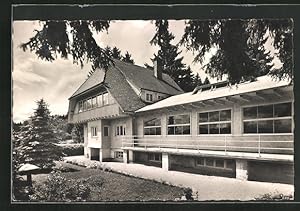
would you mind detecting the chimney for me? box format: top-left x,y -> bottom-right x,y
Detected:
153,58 -> 162,80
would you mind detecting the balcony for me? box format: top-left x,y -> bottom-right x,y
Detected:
121,134 -> 293,162
69,103 -> 122,123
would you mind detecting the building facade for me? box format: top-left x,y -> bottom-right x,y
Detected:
68,61 -> 293,184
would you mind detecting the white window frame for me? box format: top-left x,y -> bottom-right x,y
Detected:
198,108 -> 232,135
77,92 -> 111,113
196,157 -> 234,170
167,113 -> 191,136
242,102 -> 293,135
91,126 -> 98,137
115,151 -> 123,159
116,125 -> 126,136
148,153 -> 162,162
146,92 -> 153,102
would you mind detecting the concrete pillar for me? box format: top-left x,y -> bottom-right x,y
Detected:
123,150 -> 128,163
99,149 -> 103,162
162,153 -> 170,171
128,150 -> 133,163
236,159 -> 248,180
88,148 -> 92,159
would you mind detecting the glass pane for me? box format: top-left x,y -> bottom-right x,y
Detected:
83,101 -> 87,110
199,113 -> 208,122
197,158 -> 205,166
182,126 -> 190,135
243,107 -> 257,119
145,118 -> 161,127
206,158 -> 214,166
144,128 -> 150,135
103,93 -> 109,105
258,105 -> 273,118
176,114 -> 190,124
209,111 -> 219,122
226,160 -> 235,169
168,116 -> 174,125
97,95 -> 103,107
87,99 -> 92,109
92,97 -> 97,108
220,123 -> 231,134
220,110 -> 231,121
168,126 -> 175,135
175,126 -> 183,135
244,121 -> 257,133
104,127 -> 109,136
215,159 -> 224,168
258,120 -> 273,133
274,119 -> 292,133
199,124 -> 209,134
156,127 -> 161,135
79,102 -> 83,112
274,102 -> 291,117
209,124 -> 219,134
120,126 -> 123,135
149,128 -> 156,135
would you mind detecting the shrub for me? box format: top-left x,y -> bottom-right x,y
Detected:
30,171 -> 90,201
60,144 -> 84,156
183,188 -> 194,201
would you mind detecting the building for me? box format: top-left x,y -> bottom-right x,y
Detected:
68,59 -> 183,162
68,60 -> 293,184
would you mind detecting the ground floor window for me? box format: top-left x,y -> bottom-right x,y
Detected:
144,118 -> 161,135
196,157 -> 234,170
91,126 -> 97,137
148,153 -> 162,162
116,125 -> 126,136
168,114 -> 191,135
115,151 -> 123,159
103,126 -> 109,137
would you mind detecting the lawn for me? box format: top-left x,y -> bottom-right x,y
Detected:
31,162 -> 186,201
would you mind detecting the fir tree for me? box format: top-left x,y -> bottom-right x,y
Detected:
122,51 -> 134,64
14,99 -> 63,169
194,73 -> 203,87
111,46 -> 122,60
150,20 -> 195,92
203,77 -> 210,85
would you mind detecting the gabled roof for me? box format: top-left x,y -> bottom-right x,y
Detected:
136,75 -> 292,113
69,60 -> 183,112
113,60 -> 183,95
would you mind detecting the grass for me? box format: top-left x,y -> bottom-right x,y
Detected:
31,162 -> 186,201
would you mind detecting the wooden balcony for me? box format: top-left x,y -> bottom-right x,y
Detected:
69,103 -> 122,123
121,134 -> 293,161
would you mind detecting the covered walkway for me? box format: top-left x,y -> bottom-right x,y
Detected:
64,156 -> 293,201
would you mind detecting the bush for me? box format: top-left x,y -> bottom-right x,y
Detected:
59,144 -> 84,156
30,171 -> 90,202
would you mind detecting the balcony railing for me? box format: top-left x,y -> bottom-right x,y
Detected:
121,134 -> 293,156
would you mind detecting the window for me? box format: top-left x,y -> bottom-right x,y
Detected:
115,151 -> 123,159
92,97 -> 97,108
91,127 -> 97,137
103,93 -> 109,105
144,118 -> 161,135
78,101 -> 83,112
158,95 -> 162,100
198,109 -> 231,134
148,153 -> 161,162
196,158 -> 234,170
168,114 -> 191,135
103,126 -> 109,137
243,102 -> 292,134
146,93 -> 153,102
116,125 -> 126,136
97,95 -> 103,107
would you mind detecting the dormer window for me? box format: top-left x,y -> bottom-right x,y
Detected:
146,93 -> 153,102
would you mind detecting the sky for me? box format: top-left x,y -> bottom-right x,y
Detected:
12,20 -> 213,123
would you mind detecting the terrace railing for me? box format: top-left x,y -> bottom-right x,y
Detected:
121,134 -> 294,156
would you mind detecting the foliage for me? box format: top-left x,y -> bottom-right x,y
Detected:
183,187 -> 194,201
49,115 -> 72,142
181,19 -> 293,82
13,99 -> 63,169
122,51 -> 135,64
20,20 -> 112,71
70,123 -> 84,143
150,20 -> 197,92
29,171 -> 91,201
60,144 -> 84,156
